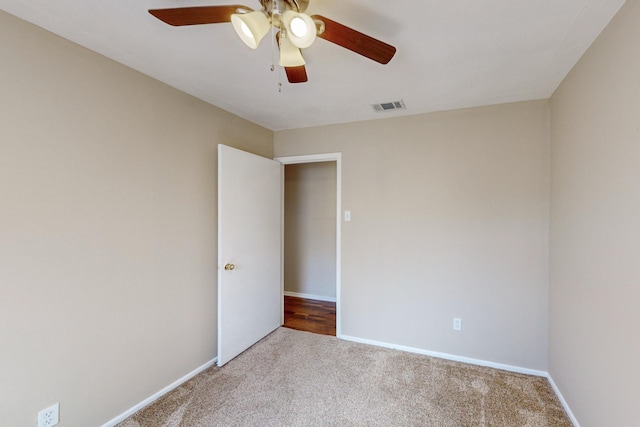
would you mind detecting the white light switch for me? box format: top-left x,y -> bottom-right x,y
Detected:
344,211 -> 351,222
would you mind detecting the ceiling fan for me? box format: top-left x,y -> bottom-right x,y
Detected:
149,0 -> 397,83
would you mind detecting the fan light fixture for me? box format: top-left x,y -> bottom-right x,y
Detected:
279,35 -> 305,67
148,0 -> 397,84
231,9 -> 316,51
282,11 -> 316,48
231,11 -> 270,49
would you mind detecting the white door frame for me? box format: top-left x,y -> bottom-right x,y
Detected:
274,152 -> 342,338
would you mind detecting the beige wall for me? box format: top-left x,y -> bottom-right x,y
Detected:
275,100 -> 550,370
7,0 -> 636,421
549,0 -> 640,425
284,163 -> 337,299
0,11 -> 272,427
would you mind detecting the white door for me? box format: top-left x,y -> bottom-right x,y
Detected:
217,144 -> 282,366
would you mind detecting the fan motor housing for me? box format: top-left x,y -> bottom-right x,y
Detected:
260,0 -> 308,13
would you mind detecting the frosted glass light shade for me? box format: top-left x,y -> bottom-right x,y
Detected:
279,35 -> 305,67
231,11 -> 270,49
282,11 -> 316,48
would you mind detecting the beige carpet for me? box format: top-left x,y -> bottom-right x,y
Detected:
117,328 -> 571,426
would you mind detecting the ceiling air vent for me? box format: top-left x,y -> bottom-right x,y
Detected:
372,99 -> 406,112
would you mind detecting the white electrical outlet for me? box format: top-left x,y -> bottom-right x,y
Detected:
453,318 -> 462,331
38,403 -> 59,427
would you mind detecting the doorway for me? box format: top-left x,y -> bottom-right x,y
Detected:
275,153 -> 342,337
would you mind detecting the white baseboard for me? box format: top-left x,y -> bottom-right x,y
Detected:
284,291 -> 336,303
546,374 -> 580,427
101,358 -> 217,427
339,334 -> 547,377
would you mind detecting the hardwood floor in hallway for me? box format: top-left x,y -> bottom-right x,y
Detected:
283,296 -> 336,336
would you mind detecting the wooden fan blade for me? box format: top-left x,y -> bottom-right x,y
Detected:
285,66 -> 308,83
311,15 -> 396,64
149,5 -> 250,26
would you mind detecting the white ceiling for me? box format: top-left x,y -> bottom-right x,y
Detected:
0,0 -> 626,131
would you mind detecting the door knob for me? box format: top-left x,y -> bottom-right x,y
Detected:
224,263 -> 235,271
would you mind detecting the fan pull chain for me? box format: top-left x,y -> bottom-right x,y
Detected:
270,25 -> 275,72
268,23 -> 284,93
269,0 -> 277,73
264,2 -> 284,93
